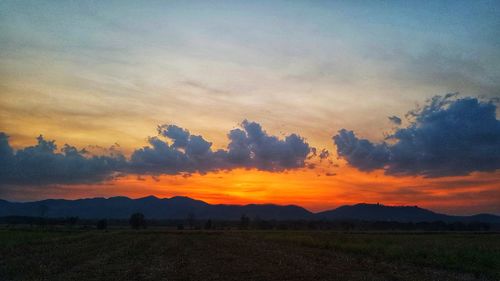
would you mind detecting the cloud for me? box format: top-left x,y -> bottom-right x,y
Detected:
318,149 -> 330,160
234,120 -> 312,171
405,50 -> 500,98
0,133 -> 126,185
1,120 -> 314,185
334,129 -> 390,172
130,120 -> 313,174
388,116 -> 402,125
158,125 -> 190,148
334,95 -> 500,177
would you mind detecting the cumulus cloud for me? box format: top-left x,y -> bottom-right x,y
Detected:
158,125 -> 190,148
334,129 -> 390,172
1,121 -> 314,185
333,95 -> 500,177
0,133 -> 126,185
130,120 -> 313,174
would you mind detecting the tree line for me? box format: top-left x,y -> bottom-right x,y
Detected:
0,214 -> 495,231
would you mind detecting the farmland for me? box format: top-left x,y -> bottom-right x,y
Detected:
0,229 -> 499,281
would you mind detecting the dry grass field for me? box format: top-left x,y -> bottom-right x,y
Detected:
0,229 -> 499,281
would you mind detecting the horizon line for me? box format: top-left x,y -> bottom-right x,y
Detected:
2,195 -> 498,217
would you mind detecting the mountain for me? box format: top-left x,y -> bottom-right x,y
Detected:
317,203 -> 500,223
0,196 -> 312,220
317,203 -> 448,222
0,197 -> 499,223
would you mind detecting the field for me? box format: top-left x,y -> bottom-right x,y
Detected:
0,229 -> 499,281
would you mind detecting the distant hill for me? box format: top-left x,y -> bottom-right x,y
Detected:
0,196 -> 312,220
0,196 -> 499,223
317,203 -> 500,223
317,203 -> 448,222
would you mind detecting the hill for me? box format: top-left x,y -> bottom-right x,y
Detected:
0,196 -> 499,223
0,196 -> 312,220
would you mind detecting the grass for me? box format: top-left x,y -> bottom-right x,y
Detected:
0,228 -> 498,281
252,231 -> 500,278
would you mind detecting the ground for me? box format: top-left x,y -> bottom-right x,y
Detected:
0,229 -> 498,281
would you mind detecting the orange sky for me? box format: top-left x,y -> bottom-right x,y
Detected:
5,159 -> 498,215
1,1 -> 500,216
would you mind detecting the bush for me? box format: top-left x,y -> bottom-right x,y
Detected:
66,216 -> 79,227
240,214 -> 250,229
129,213 -> 147,229
96,219 -> 108,230
204,219 -> 213,230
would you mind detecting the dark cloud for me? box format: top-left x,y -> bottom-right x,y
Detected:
334,95 -> 500,177
0,133 -> 126,185
1,121 -> 314,185
334,129 -> 390,172
158,125 -> 190,148
235,120 -> 312,171
318,149 -> 330,160
388,116 -> 402,125
130,120 -> 313,174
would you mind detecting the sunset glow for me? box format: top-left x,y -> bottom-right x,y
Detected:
1,0 -> 499,215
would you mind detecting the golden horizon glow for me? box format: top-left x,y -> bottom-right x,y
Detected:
1,1 -> 500,216
3,148 -> 498,215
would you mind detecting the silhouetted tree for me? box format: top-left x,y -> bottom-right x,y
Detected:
96,219 -> 108,230
67,216 -> 79,227
38,204 -> 49,217
340,221 -> 354,231
240,214 -> 250,229
252,216 -> 262,229
177,223 -> 184,230
204,219 -> 213,230
187,212 -> 196,229
129,213 -> 146,229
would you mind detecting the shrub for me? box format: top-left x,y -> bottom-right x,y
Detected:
96,219 -> 108,230
129,213 -> 147,229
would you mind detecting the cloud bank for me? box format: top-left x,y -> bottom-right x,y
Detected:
334,95 -> 500,177
0,133 -> 126,185
131,120 -> 312,174
0,120 -> 314,185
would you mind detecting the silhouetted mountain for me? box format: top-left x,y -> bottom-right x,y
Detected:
317,203 -> 500,223
0,196 -> 312,220
0,197 -> 498,223
464,214 -> 500,223
317,203 -> 446,221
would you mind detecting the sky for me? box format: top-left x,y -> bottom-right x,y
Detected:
1,0 -> 499,215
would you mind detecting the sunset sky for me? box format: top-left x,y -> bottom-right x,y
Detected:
1,0 -> 499,215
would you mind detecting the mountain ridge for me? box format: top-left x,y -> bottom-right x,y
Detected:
0,196 -> 499,223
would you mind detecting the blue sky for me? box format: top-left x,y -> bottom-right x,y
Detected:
0,1 -> 499,214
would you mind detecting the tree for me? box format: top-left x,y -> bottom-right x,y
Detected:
240,214 -> 250,229
187,212 -> 196,229
129,213 -> 146,229
37,204 -> 49,227
96,219 -> 108,230
204,219 -> 213,230
38,204 -> 49,217
67,216 -> 79,227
